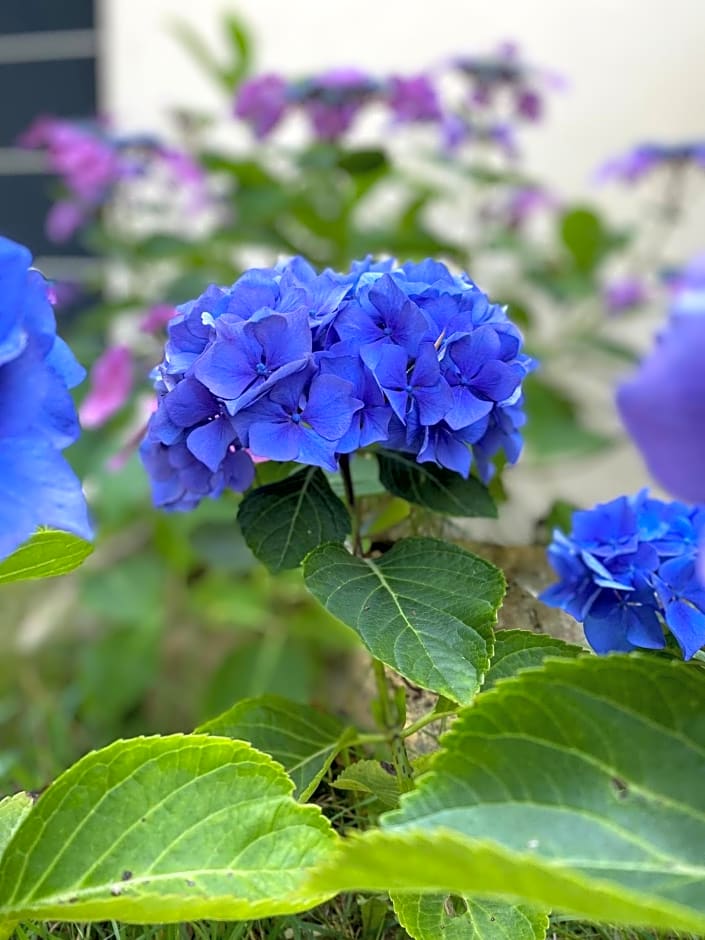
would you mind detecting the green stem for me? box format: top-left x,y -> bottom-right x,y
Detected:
401,707 -> 458,739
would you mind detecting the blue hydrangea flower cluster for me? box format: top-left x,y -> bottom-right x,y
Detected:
540,491 -> 705,660
141,257 -> 534,511
0,236 -> 92,560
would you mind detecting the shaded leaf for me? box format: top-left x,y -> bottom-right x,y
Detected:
392,892 -> 548,940
237,467 -> 350,573
198,695 -> 351,800
377,451 -> 496,518
308,657 -> 705,933
304,538 -> 505,703
333,760 -> 400,809
485,630 -> 582,689
0,735 -> 335,922
0,531 -> 92,585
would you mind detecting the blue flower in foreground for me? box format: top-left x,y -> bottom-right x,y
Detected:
541,491 -> 705,659
0,235 -> 91,559
142,256 -> 533,508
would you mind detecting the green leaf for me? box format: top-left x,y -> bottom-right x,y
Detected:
560,207 -> 605,272
333,760 -> 400,809
485,630 -> 583,689
197,695 -> 351,800
304,538 -> 505,703
308,657 -> 705,932
0,735 -> 335,923
337,148 -> 387,175
237,467 -> 350,573
0,530 -> 93,585
523,377 -> 611,459
392,892 -> 548,940
0,793 -> 33,859
377,450 -> 497,518
222,13 -> 253,87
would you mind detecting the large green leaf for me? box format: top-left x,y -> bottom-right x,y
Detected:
197,695 -> 351,800
376,451 -> 497,518
0,735 -> 335,923
237,467 -> 350,572
303,538 -> 505,703
485,629 -> 583,689
392,892 -> 548,940
0,530 -> 92,585
308,657 -> 705,932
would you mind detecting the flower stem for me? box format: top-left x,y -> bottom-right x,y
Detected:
373,658 -> 415,792
339,453 -> 362,555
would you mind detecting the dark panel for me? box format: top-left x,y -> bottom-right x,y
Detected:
0,174 -> 88,257
0,0 -> 94,34
0,58 -> 96,146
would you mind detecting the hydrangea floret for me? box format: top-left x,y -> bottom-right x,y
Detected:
19,116 -> 205,242
140,257 -> 534,510
541,491 -> 705,659
0,236 -> 92,559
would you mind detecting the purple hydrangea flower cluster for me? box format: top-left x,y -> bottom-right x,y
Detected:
233,43 -> 555,148
596,142 -> 705,185
141,257 -> 534,510
617,254 -> 705,504
19,116 -> 205,242
451,41 -> 558,123
0,236 -> 92,559
541,491 -> 705,659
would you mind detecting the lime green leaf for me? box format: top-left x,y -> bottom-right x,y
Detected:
0,735 -> 335,923
197,695 -> 351,800
0,793 -> 33,859
377,451 -> 497,518
392,892 -> 548,940
304,538 -> 505,703
485,630 -> 582,689
308,657 -> 705,932
333,760 -> 400,809
0,530 -> 93,585
237,467 -> 350,573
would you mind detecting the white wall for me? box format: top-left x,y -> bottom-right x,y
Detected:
102,0 -> 705,197
100,0 -> 705,526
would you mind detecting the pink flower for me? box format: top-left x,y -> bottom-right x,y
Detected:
79,345 -> 134,429
140,303 -> 177,334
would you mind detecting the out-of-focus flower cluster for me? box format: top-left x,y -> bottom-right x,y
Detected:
0,236 -> 92,559
19,116 -> 205,242
617,253 -> 705,505
596,141 -> 705,185
234,43 -> 558,153
141,257 -> 534,510
541,491 -> 705,660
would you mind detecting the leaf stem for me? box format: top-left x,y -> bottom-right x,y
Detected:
401,707 -> 458,739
